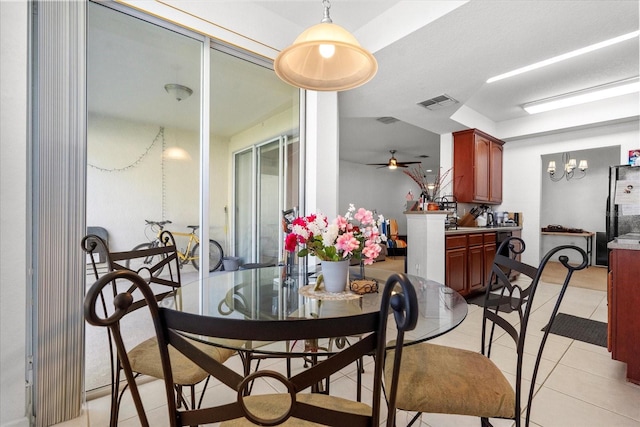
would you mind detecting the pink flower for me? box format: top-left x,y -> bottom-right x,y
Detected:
361,241 -> 381,265
335,215 -> 349,232
354,208 -> 374,225
336,232 -> 360,256
284,205 -> 385,263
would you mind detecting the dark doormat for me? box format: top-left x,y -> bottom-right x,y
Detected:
466,293 -> 516,313
543,313 -> 607,347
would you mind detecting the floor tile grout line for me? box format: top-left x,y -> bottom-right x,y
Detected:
538,379 -> 640,423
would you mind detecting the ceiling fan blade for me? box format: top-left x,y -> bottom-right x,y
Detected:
366,163 -> 390,166
397,161 -> 422,167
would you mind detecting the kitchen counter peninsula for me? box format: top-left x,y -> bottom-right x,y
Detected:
404,210 -> 450,283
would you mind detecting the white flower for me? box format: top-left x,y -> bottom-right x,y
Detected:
322,223 -> 339,247
307,214 -> 326,235
291,224 -> 310,240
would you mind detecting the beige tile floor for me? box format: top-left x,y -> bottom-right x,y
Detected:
59,277 -> 640,427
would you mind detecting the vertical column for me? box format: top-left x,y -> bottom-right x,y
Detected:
32,1 -> 87,425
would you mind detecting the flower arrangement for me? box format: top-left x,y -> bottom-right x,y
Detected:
285,204 -> 386,265
403,165 -> 452,201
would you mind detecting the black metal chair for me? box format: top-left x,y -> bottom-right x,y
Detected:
386,237 -> 589,427
82,232 -> 235,426
86,268 -> 418,426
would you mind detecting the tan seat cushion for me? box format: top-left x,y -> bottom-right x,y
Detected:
385,343 -> 515,419
221,393 -> 371,426
128,337 -> 236,385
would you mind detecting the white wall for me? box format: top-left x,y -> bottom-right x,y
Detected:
339,160 -> 414,233
540,146 -> 619,263
501,120 -> 639,266
0,2 -> 29,426
87,115 -> 230,252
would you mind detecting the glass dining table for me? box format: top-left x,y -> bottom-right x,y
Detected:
175,264 -> 468,361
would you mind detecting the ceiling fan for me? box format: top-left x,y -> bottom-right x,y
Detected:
367,150 -> 422,169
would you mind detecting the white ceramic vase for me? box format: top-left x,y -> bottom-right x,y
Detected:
320,260 -> 350,293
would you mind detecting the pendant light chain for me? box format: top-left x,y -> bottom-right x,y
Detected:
88,126 -> 164,172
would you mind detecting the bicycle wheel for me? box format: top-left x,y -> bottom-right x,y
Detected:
125,242 -> 165,277
192,240 -> 224,272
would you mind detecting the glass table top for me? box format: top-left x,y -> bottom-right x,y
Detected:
175,265 -> 468,356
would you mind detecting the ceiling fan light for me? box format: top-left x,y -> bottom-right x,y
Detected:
274,2 -> 377,92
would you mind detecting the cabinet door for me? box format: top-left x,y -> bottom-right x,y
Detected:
446,247 -> 467,295
489,141 -> 503,203
473,136 -> 490,202
468,244 -> 484,292
483,242 -> 496,288
607,266 -> 614,353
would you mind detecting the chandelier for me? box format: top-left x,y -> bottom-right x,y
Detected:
547,152 -> 588,181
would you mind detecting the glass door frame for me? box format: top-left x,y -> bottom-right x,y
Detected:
232,134 -> 293,265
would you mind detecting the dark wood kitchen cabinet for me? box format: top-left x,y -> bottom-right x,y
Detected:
608,247 -> 640,385
483,233 -> 497,287
445,235 -> 467,294
446,231 -> 496,296
468,234 -> 484,292
453,129 -> 504,204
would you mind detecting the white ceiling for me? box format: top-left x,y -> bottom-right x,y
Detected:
92,1 -> 639,172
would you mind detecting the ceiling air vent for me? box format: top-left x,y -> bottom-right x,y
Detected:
376,116 -> 399,124
418,94 -> 458,110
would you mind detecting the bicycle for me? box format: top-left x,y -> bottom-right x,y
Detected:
127,220 -> 224,273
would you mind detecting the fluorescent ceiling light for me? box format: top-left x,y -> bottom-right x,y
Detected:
487,31 -> 639,83
523,77 -> 640,114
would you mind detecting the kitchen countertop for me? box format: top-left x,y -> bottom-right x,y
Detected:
404,210 -> 453,215
445,226 -> 522,235
608,240 -> 640,251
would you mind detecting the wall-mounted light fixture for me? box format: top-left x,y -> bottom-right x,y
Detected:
274,0 -> 378,91
548,152 -> 588,181
524,77 -> 639,114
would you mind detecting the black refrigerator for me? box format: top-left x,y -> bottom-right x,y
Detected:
606,165 -> 640,245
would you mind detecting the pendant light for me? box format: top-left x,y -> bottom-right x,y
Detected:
274,0 -> 378,92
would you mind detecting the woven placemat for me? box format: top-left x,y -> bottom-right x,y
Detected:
298,284 -> 362,300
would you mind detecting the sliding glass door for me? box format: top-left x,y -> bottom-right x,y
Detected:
86,2 -> 301,394
233,136 -> 299,266
86,1 -> 203,392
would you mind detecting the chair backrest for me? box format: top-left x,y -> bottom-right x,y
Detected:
84,268 -> 165,426
81,231 -> 184,425
82,230 -> 183,302
483,236 -> 589,425
90,269 -> 419,427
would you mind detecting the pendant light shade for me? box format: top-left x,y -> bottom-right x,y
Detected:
274,1 -> 378,91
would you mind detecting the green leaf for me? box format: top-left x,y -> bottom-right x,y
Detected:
325,246 -> 337,259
